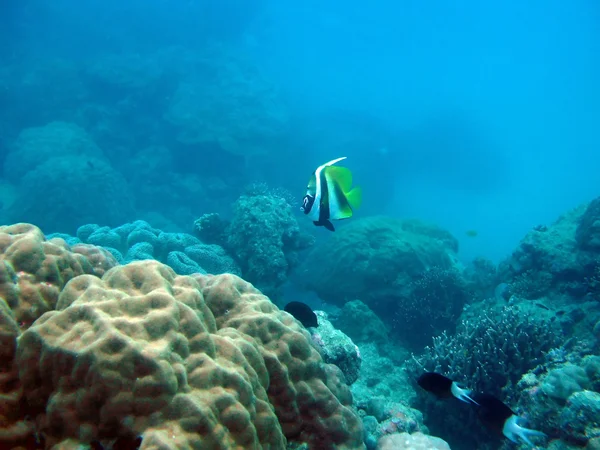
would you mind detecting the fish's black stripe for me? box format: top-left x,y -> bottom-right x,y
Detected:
318,169 -> 330,223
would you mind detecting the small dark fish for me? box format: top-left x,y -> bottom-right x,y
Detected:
556,310 -> 566,316
417,372 -> 478,405
472,393 -> 546,446
87,160 -> 95,169
535,302 -> 550,311
284,301 -> 318,328
465,229 -> 478,237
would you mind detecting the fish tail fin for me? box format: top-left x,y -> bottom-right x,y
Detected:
504,416 -> 547,446
346,186 -> 362,210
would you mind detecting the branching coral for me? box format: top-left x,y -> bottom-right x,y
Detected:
405,306 -> 561,448
392,266 -> 470,348
407,306 -> 561,397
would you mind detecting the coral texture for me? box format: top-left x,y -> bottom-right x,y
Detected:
4,122 -> 134,233
576,196 -> 600,250
408,305 -> 561,397
515,355 -> 600,447
10,155 -> 135,233
165,44 -> 288,158
3,121 -> 105,183
299,217 -> 460,309
226,187 -> 313,299
392,266 -> 469,347
8,249 -> 363,448
501,204 -> 599,299
309,311 -> 362,385
377,432 -> 450,450
0,223 -> 118,448
0,223 -> 117,328
335,300 -> 389,349
299,217 -> 463,345
406,305 -> 561,449
59,220 -> 241,277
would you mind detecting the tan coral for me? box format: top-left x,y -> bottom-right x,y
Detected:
194,273 -> 363,448
0,223 -> 116,328
377,432 -> 450,450
0,298 -> 34,448
0,224 -> 118,449
71,243 -> 119,278
16,260 -> 364,449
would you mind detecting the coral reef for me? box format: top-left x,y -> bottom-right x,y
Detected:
1,225 -> 365,449
299,217 -> 460,307
51,220 -> 241,277
299,217 -> 464,346
0,294 -> 29,447
165,43 -> 289,159
377,432 -> 450,450
359,399 -> 426,450
409,305 -> 561,397
514,355 -> 600,448
0,223 -> 118,447
351,343 -> 413,408
334,300 -> 389,349
3,122 -> 135,233
406,304 -> 561,449
392,266 -> 470,348
0,223 -> 118,328
500,204 -> 599,300
12,154 -> 135,234
225,186 -> 314,300
464,256 -> 498,300
2,121 -> 105,183
309,311 -> 362,385
193,212 -> 228,247
576,196 -> 600,251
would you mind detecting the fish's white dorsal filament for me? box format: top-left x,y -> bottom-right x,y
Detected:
322,156 -> 347,168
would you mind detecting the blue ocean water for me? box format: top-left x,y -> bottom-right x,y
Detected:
2,0 -> 598,263
1,1 -> 599,449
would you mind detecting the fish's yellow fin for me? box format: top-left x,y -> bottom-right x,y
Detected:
346,186 -> 362,210
325,166 -> 353,193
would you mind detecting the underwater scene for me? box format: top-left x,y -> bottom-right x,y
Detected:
0,1 -> 599,449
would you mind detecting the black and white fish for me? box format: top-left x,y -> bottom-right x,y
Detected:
472,393 -> 546,447
300,156 -> 362,231
417,372 -> 479,405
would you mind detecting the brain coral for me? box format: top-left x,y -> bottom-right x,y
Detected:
298,217 -> 460,311
14,260 -> 364,449
0,223 -> 117,328
0,223 -> 118,448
